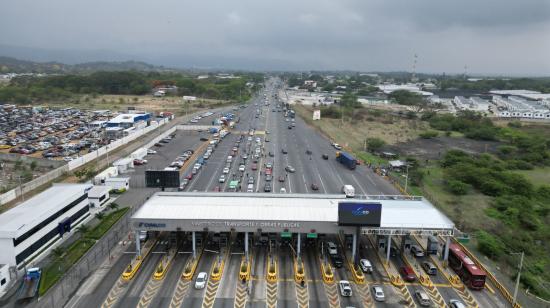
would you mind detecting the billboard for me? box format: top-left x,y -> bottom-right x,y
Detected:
145,170 -> 180,188
338,202 -> 382,226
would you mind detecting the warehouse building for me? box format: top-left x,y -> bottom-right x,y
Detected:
0,184 -> 92,268
106,113 -> 151,129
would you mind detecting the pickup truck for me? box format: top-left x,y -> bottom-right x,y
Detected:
17,268 -> 41,300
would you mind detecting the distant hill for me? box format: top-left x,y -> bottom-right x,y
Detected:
0,56 -> 166,74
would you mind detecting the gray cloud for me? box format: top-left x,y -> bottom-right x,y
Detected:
0,0 -> 549,74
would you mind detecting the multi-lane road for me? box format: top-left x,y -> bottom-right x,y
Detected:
67,78 -> 507,308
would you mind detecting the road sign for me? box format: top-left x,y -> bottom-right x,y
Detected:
281,232 -> 292,238
312,110 -> 321,120
306,233 -> 318,239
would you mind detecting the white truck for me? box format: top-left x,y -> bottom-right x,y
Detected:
342,185 -> 355,198
131,148 -> 148,160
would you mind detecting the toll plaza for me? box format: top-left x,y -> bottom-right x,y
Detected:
126,192 -> 462,308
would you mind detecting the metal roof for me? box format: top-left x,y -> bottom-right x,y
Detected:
87,185 -> 111,198
0,184 -> 91,238
132,193 -> 455,231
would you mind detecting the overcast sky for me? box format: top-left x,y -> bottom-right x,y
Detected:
1,0 -> 549,75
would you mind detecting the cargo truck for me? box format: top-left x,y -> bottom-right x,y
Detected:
336,151 -> 357,170
17,268 -> 41,300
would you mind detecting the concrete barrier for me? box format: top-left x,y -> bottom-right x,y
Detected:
153,248 -> 176,280
293,256 -> 305,284
266,255 -> 278,283
239,256 -> 251,282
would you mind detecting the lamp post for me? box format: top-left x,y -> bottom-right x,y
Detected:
404,164 -> 410,195
511,251 -> 524,307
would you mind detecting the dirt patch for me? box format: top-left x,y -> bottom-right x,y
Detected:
385,136 -> 501,160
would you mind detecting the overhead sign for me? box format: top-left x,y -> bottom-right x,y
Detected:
338,202 -> 382,227
313,109 -> 321,120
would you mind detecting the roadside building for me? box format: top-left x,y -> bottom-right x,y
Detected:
113,158 -> 134,173
106,113 -> 151,129
87,186 -> 111,210
93,166 -> 119,185
0,184 -> 92,268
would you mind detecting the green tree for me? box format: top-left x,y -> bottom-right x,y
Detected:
76,225 -> 90,235
340,91 -> 360,108
446,179 -> 469,195
51,247 -> 65,259
366,138 -> 386,152
476,230 -> 505,260
30,161 -> 37,171
95,212 -> 105,220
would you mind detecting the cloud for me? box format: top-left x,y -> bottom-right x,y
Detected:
0,0 -> 548,74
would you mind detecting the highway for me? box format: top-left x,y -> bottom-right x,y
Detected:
72,78 -> 508,308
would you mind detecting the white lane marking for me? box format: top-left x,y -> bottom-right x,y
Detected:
350,173 -> 368,196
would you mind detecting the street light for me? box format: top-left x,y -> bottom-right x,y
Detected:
511,251 -> 524,307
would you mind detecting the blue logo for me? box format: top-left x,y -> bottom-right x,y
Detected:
138,222 -> 166,228
352,207 -> 370,216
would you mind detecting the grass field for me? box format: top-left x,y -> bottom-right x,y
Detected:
516,167 -> 550,186
40,94 -> 233,115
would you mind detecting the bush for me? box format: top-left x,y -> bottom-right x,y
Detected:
446,179 -> 469,195
476,230 -> 505,259
419,130 -> 439,139
366,138 -> 386,152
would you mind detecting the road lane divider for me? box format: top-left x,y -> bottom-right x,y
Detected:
121,238 -> 157,281
153,248 -> 177,280
266,254 -> 278,283
239,255 -> 251,282
181,245 -> 204,280
293,255 -> 305,284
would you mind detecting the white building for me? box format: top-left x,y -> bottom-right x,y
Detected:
104,177 -> 130,192
93,166 -> 119,185
0,184 -> 92,268
113,158 -> 134,173
0,264 -> 10,295
87,186 -> 111,210
453,96 -> 490,113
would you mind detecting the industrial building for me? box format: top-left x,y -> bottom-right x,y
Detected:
0,184 -> 92,268
453,96 -> 491,113
106,113 -> 151,129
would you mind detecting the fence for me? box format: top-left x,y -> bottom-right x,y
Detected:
36,192 -> 154,308
0,119 -> 169,207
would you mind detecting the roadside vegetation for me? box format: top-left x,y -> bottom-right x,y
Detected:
0,71 -> 262,105
38,206 -> 128,295
295,100 -> 550,300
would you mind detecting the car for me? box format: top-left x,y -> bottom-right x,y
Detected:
63,156 -> 73,162
414,290 -> 432,306
311,183 -> 319,190
160,139 -> 170,143
305,149 -> 312,155
265,174 -> 273,181
278,175 -> 285,182
264,183 -> 271,192
265,162 -> 273,169
251,163 -> 257,170
154,143 -> 163,147
280,188 -> 286,193
181,178 -> 189,187
338,280 -> 352,297
332,143 -> 342,150
288,125 -> 292,129
265,168 -> 272,176
326,242 -> 338,255
322,154 -> 329,160
185,174 -> 193,180
411,245 -> 425,258
200,137 -> 209,141
239,165 -> 246,172
147,149 -> 157,154
242,153 -> 248,160
400,266 -> 416,282
281,149 -> 288,154
178,184 -> 185,191
265,130 -> 270,134
223,167 -> 230,174
285,165 -> 295,173
331,254 -> 343,268
372,286 -> 385,302
449,299 -> 467,308
292,122 -> 296,127
268,151 -> 274,157
133,159 -> 147,165
213,186 -> 221,192
219,175 -> 226,183
359,259 -> 373,273
422,261 -> 437,275
195,272 -> 208,289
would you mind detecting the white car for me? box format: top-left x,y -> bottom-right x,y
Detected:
359,259 -> 373,273
147,149 -> 157,154
280,188 -> 286,193
333,143 -> 343,150
338,280 -> 352,297
372,286 -> 385,302
223,167 -> 230,174
195,272 -> 207,289
327,242 -> 338,255
219,175 -> 226,183
449,299 -> 466,308
239,165 -> 246,172
411,245 -> 425,258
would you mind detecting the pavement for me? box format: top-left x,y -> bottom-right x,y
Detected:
60,78 -> 513,308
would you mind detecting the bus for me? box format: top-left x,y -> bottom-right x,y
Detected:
228,180 -> 239,192
448,243 -> 486,290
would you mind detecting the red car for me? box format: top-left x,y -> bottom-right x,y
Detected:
185,174 -> 193,180
133,159 -> 147,165
251,163 -> 257,171
265,168 -> 272,175
400,266 -> 416,282
213,186 -> 221,192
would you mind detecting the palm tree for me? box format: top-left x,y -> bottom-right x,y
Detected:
108,202 -> 119,210
77,225 -> 90,235
51,247 -> 65,259
95,212 -> 105,220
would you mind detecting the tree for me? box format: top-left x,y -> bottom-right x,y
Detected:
476,230 -> 505,260
95,212 -> 105,220
109,202 -> 119,210
340,91 -> 360,108
51,247 -> 65,259
366,138 -> 385,152
30,161 -> 37,171
446,179 -> 469,195
77,225 -> 90,235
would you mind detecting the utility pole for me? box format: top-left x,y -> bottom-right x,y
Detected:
512,251 -> 524,307
404,164 -> 410,195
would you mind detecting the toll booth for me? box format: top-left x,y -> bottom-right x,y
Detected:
401,234 -> 412,252
169,231 -> 177,247
345,234 -> 353,250
280,231 -> 292,246
377,235 -> 387,250
305,232 -> 318,247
